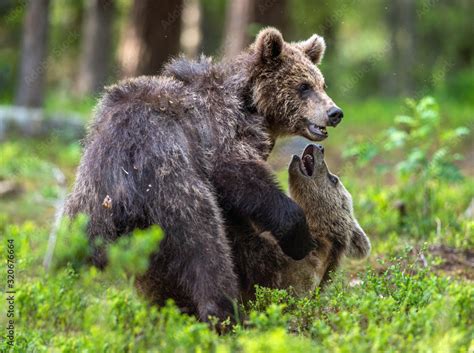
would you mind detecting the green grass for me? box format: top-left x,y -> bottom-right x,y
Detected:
43,91 -> 97,120
0,221 -> 472,353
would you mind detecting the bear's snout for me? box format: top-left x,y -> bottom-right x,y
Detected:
327,107 -> 344,126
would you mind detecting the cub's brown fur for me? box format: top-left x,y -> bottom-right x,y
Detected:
231,144 -> 371,299
65,27 -> 342,322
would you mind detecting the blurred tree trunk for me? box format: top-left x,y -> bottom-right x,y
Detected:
386,0 -> 416,96
15,0 -> 50,108
253,0 -> 288,36
223,0 -> 254,57
76,0 -> 115,95
119,0 -> 183,77
180,0 -> 202,58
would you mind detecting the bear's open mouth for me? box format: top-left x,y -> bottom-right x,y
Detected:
307,124 -> 328,141
300,145 -> 315,177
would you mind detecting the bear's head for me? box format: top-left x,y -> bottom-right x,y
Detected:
249,28 -> 342,142
288,144 -> 371,259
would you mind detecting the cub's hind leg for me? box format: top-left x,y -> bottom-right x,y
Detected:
138,171 -> 239,322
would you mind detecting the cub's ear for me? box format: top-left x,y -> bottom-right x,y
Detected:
295,34 -> 326,65
347,223 -> 371,259
255,27 -> 284,62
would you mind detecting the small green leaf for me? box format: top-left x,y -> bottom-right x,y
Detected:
395,115 -> 416,127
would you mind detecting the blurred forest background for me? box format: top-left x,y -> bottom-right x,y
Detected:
1,0 -> 473,172
0,1 -> 473,351
1,0 -> 473,114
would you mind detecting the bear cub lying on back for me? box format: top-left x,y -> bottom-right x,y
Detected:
231,144 -> 371,299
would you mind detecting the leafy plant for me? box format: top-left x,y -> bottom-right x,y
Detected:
386,97 -> 468,182
52,214 -> 90,271
345,96 -> 470,237
107,225 -> 163,279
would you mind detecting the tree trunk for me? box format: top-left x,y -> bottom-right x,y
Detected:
118,0 -> 183,77
222,0 -> 254,58
76,0 -> 115,95
386,0 -> 416,96
398,0 -> 416,96
15,0 -> 50,108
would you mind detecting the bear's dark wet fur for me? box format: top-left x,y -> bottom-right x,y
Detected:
65,28 -> 340,322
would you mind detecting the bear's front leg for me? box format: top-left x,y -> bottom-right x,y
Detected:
212,158 -> 315,260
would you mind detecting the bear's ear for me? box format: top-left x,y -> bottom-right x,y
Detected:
295,34 -> 326,65
255,27 -> 284,62
347,222 -> 371,259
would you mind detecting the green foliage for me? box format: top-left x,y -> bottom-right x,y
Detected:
52,214 -> 90,271
246,263 -> 473,353
385,97 -> 467,182
3,229 -> 472,353
52,214 -> 163,277
346,97 -> 469,177
0,138 -> 81,224
44,92 -> 97,120
344,97 -> 471,238
443,69 -> 474,103
9,267 -> 218,353
0,141 -> 54,181
237,328 -> 315,353
107,226 -> 163,278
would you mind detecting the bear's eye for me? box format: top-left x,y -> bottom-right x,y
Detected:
298,83 -> 312,94
328,174 -> 339,185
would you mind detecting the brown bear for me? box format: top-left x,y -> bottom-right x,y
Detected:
65,27 -> 343,322
230,144 -> 371,300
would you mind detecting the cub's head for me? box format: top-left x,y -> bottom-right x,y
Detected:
288,144 -> 370,259
249,27 -> 343,142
